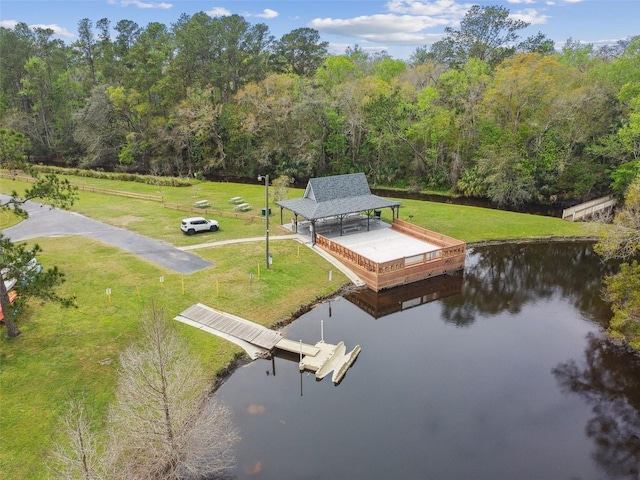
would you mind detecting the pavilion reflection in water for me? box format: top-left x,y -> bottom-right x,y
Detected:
344,271 -> 463,319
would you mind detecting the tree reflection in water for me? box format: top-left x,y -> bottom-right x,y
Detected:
440,242 -> 640,478
218,241 -> 637,479
553,334 -> 640,479
440,242 -> 615,328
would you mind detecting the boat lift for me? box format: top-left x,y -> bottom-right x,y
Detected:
175,303 -> 361,384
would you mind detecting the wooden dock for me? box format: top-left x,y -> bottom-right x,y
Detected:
176,303 -> 282,359
175,303 -> 360,384
315,218 -> 466,291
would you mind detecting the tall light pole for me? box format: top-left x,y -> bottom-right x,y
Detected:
258,174 -> 270,269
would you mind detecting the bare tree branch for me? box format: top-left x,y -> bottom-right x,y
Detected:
48,395 -> 105,480
105,301 -> 239,479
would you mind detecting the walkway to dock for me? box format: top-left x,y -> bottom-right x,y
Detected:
176,303 -> 282,359
175,303 -> 360,384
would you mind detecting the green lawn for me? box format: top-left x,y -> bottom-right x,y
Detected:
1,174 -> 590,244
0,236 -> 346,479
394,199 -> 591,243
0,173 -> 594,479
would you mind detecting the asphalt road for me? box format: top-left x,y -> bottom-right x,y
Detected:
0,195 -> 213,274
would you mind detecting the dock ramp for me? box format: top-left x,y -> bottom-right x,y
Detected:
175,303 -> 282,359
175,303 -> 361,384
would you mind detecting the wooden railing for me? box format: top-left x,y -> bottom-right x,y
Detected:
562,195 -> 617,221
316,218 -> 466,291
1,171 -> 267,222
390,218 -> 465,248
78,185 -> 163,202
1,172 -> 163,202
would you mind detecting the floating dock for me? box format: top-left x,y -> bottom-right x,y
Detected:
175,303 -> 360,384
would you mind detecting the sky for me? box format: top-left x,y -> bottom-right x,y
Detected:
1,0 -> 638,59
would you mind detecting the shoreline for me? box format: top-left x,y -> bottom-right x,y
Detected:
208,234 -> 601,394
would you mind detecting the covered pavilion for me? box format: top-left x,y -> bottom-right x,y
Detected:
275,172 -> 465,291
275,173 -> 401,244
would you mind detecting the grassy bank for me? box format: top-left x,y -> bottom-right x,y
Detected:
0,174 -> 592,478
0,236 -> 346,479
2,174 -> 591,243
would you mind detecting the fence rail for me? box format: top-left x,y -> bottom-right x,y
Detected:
316,218 -> 466,291
1,172 -> 267,221
0,172 -> 163,202
78,185 -> 163,202
562,195 -> 617,221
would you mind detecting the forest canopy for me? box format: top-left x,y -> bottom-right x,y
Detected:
1,6 -> 639,208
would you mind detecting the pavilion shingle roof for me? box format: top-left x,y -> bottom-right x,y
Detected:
276,173 -> 401,220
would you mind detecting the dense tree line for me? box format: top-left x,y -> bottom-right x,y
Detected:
596,177 -> 640,348
1,5 -> 639,208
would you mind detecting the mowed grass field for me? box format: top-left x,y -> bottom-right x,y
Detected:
0,173 -> 593,479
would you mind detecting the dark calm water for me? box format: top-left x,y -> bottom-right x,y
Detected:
216,243 -> 640,480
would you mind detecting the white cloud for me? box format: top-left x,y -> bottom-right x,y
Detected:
32,24 -> 76,38
108,0 -> 172,9
385,0 -> 472,17
1,20 -> 75,39
310,1 -> 473,47
510,8 -> 550,25
328,42 -> 390,55
255,9 -> 279,19
0,19 -> 18,29
310,12 -> 453,46
507,0 -> 536,4
206,7 -> 232,17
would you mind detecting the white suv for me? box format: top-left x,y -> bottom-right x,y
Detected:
180,217 -> 219,235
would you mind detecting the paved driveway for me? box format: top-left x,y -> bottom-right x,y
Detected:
1,196 -> 212,274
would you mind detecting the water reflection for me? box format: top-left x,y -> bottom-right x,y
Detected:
345,272 -> 463,319
216,242 -> 638,480
439,242 -> 614,328
553,334 -> 640,479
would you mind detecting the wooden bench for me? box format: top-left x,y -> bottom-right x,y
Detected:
193,200 -> 210,208
235,202 -> 252,212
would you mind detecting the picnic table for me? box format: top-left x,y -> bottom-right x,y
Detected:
230,196 -> 243,204
193,200 -> 210,208
235,202 -> 252,212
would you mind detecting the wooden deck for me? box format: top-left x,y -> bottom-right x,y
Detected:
315,218 -> 466,291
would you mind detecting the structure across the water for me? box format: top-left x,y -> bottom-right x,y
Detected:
276,173 -> 466,291
562,195 -> 617,221
175,303 -> 360,384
